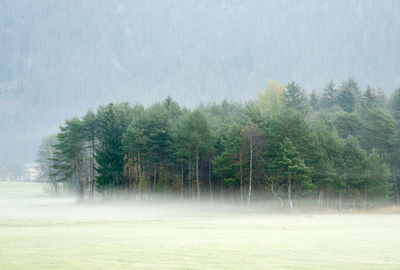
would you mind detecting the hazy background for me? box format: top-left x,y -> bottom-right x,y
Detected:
1,0 -> 400,167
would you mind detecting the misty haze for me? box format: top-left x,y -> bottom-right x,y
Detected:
1,1 -> 400,269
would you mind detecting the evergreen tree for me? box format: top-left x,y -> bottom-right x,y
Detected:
320,81 -> 337,108
284,81 -> 308,113
341,136 -> 367,202
95,103 -> 130,193
173,110 -> 213,199
309,90 -> 320,111
52,118 -> 85,200
280,138 -> 311,209
364,149 -> 391,204
36,135 -> 59,194
363,108 -> 395,156
390,88 -> 400,124
336,78 -> 360,113
361,86 -> 378,112
82,110 -> 97,199
213,125 -> 243,198
334,112 -> 363,139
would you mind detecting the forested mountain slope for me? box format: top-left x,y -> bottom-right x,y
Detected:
1,0 -> 399,166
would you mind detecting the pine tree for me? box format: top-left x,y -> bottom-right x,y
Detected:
336,78 -> 360,113
280,138 -> 311,209
284,81 -> 308,113
95,103 -> 130,193
363,108 -> 396,157
213,125 -> 243,199
320,81 -> 337,108
309,90 -> 320,111
173,110 -> 213,199
82,110 -> 97,199
52,118 -> 85,200
364,149 -> 391,204
361,86 -> 378,112
390,88 -> 400,124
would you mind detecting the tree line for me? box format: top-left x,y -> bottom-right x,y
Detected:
37,78 -> 400,209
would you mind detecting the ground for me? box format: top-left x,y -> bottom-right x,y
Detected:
1,182 -> 400,270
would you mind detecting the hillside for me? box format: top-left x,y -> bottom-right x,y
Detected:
1,0 -> 400,166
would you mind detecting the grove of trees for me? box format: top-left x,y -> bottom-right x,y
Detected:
37,78 -> 400,209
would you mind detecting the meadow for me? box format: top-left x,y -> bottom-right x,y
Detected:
1,182 -> 400,270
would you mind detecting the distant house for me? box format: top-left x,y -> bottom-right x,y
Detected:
22,163 -> 40,181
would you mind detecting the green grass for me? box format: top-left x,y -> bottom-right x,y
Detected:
1,182 -> 400,270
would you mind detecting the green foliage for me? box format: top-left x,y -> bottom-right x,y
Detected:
335,112 -> 363,139
95,103 -> 130,191
364,150 -> 391,199
213,125 -> 243,186
46,78 -> 397,204
390,88 -> 400,123
336,78 -> 360,113
284,81 -> 308,113
309,90 -> 320,111
363,108 -> 395,156
280,138 -> 312,190
52,118 -> 85,182
321,81 -> 337,108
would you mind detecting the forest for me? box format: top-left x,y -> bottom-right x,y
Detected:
37,78 -> 400,209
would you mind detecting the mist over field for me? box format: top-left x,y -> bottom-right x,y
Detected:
2,182 -> 400,270
1,0 -> 400,166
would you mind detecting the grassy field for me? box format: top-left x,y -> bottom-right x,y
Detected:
1,182 -> 400,270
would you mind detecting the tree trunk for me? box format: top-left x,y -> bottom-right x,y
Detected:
181,161 -> 184,197
318,187 -> 324,207
88,146 -> 95,200
189,157 -> 192,198
209,158 -> 213,203
196,148 -> 200,201
138,152 -> 142,198
154,162 -> 157,190
52,176 -> 58,195
247,136 -> 253,207
91,146 -> 95,199
394,173 -> 400,205
75,155 -> 84,201
288,173 -> 293,210
239,151 -> 243,206
271,181 -> 283,207
338,191 -> 343,212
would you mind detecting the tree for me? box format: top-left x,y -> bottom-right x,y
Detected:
248,79 -> 285,123
334,112 -> 363,139
310,121 -> 339,206
122,124 -> 148,195
52,118 -> 85,200
213,125 -> 243,200
36,135 -> 60,194
361,86 -> 378,113
320,81 -> 337,108
364,150 -> 391,205
173,110 -> 213,200
341,136 -> 367,203
309,90 -> 320,111
241,121 -> 265,207
363,108 -> 395,157
284,81 -> 308,113
336,78 -> 360,113
95,103 -> 131,193
390,88 -> 400,125
280,138 -> 311,209
82,110 -> 97,199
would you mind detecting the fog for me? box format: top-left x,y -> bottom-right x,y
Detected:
1,0 -> 400,168
2,182 -> 400,269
